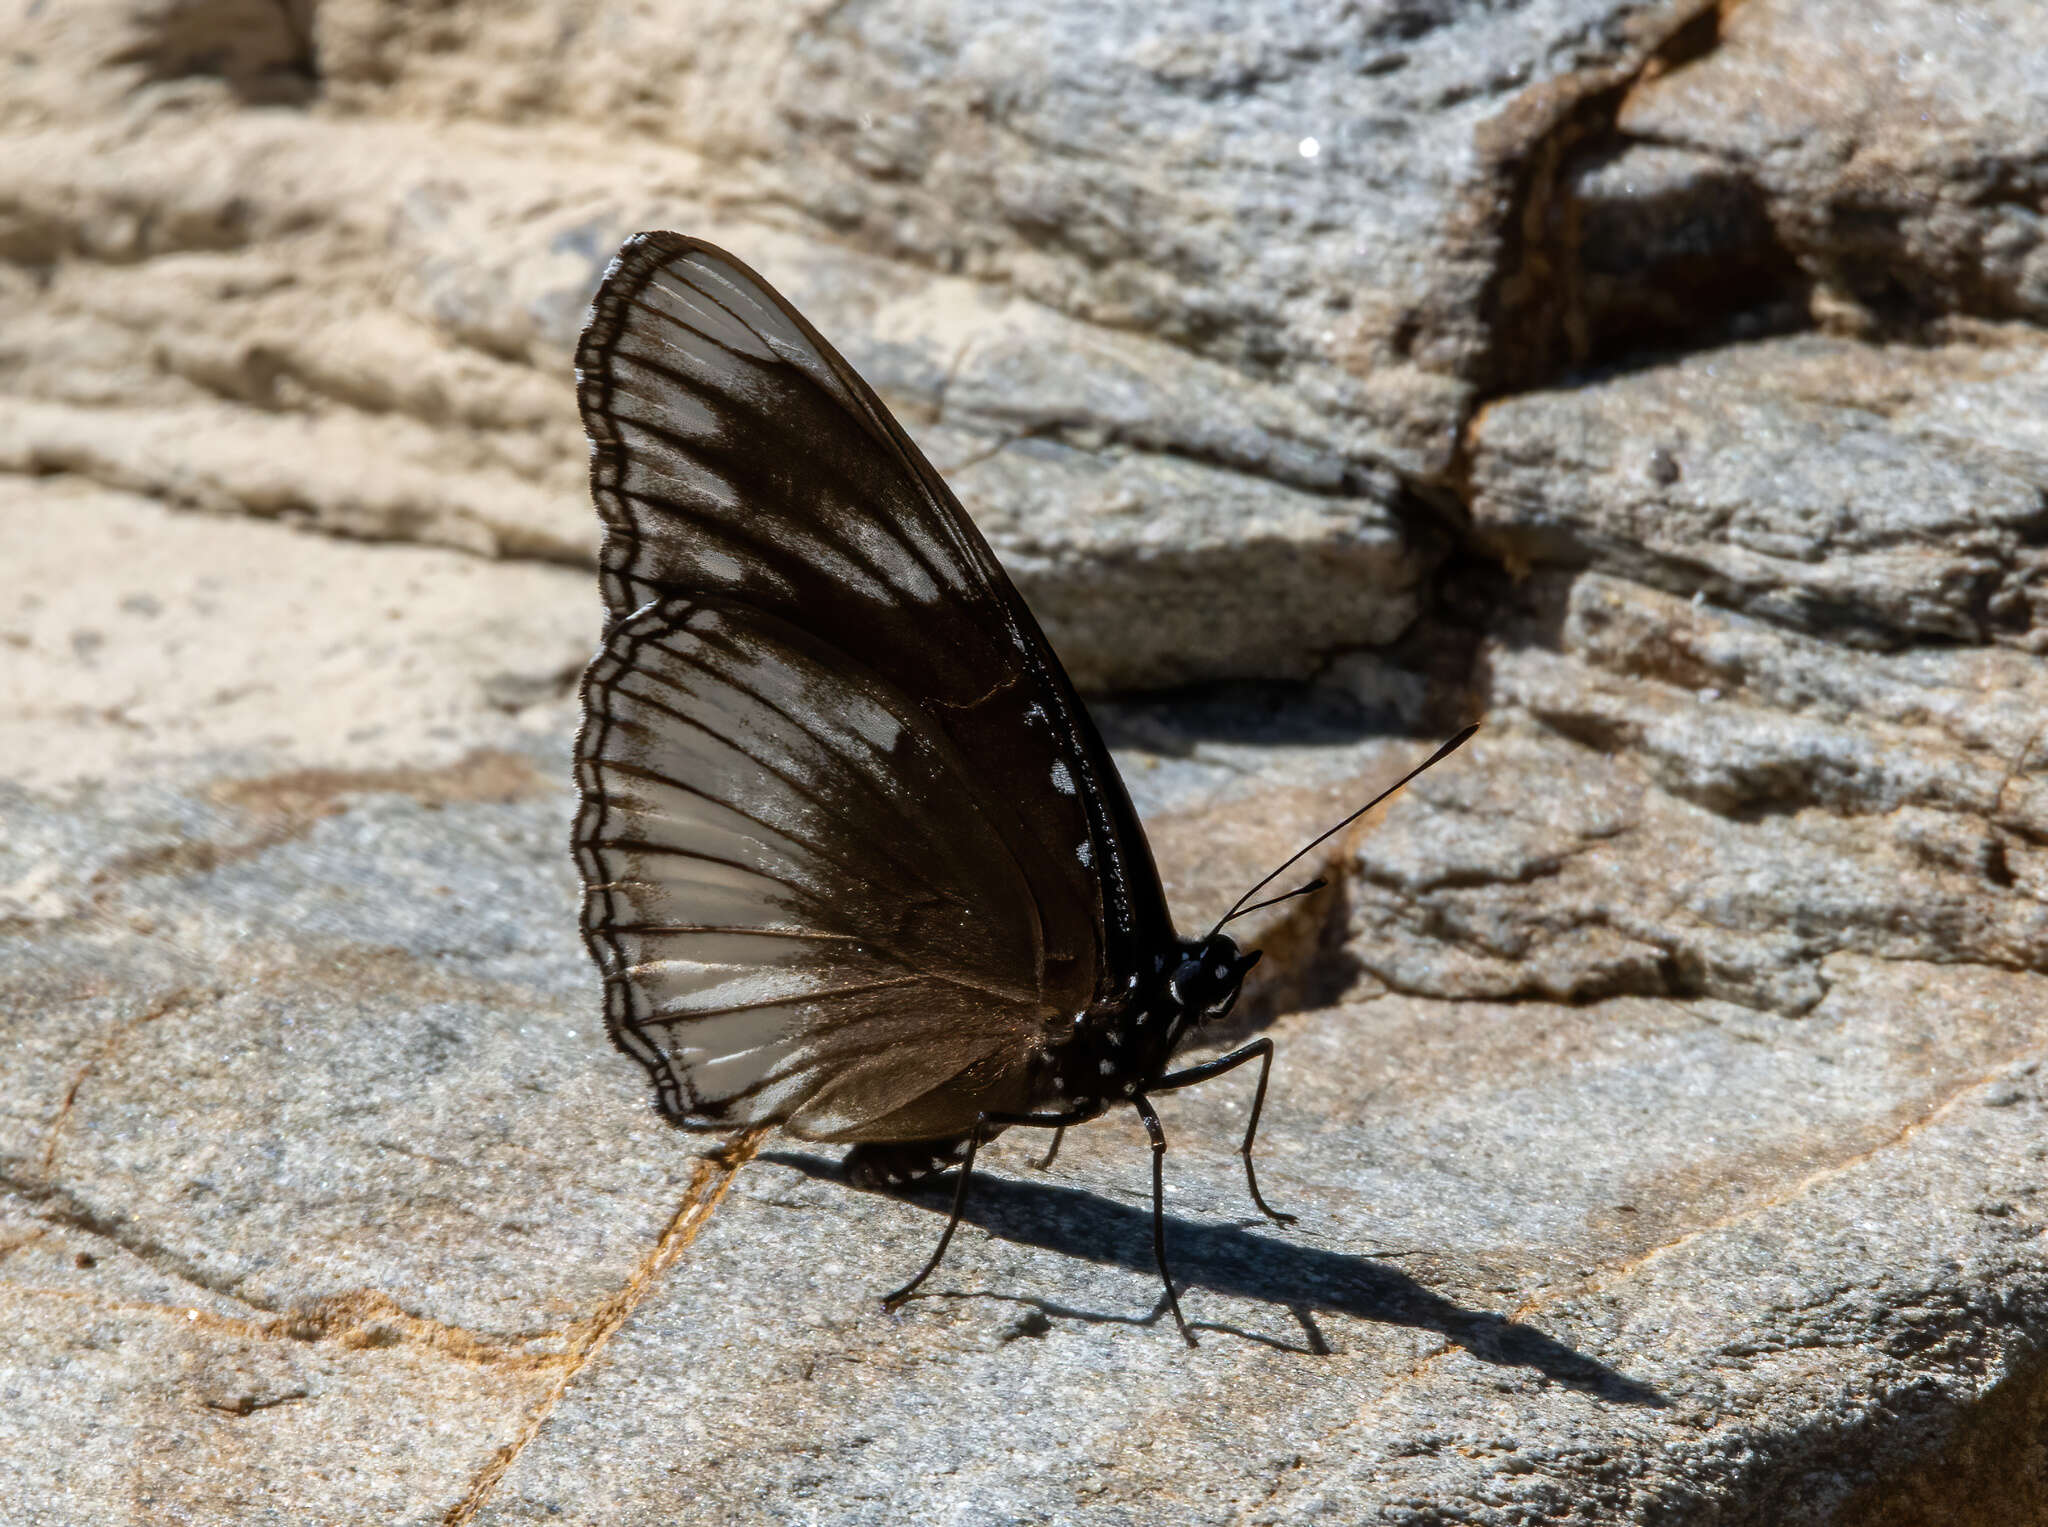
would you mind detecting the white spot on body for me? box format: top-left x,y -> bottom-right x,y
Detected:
1099,1059 -> 1116,1076
1050,759 -> 1075,795
1298,136 -> 1321,159
1076,840 -> 1092,867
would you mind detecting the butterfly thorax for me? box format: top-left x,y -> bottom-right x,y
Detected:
1034,933 -> 1261,1114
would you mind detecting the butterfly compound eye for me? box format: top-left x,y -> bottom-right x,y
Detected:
1174,936 -> 1258,1021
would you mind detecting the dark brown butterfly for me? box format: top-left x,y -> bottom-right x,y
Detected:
571,232 -> 1472,1344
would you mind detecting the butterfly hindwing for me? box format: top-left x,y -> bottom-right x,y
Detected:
575,598 -> 1062,1138
573,233 -> 1174,1139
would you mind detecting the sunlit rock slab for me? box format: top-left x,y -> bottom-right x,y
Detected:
467,968 -> 2048,1524
1336,571 -> 2048,1018
0,481 -> 593,795
299,0 -> 1710,473
1466,333 -> 2048,649
0,1190 -> 540,1527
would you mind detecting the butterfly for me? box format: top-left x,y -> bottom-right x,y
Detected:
570,232 -> 1473,1344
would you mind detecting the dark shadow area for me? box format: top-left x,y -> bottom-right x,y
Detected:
763,1149 -> 1668,1407
1636,1331 -> 2048,1527
1089,679 -> 1402,757
115,0 -> 319,105
922,1287 -> 1334,1357
1086,657 -> 1480,782
1467,1 -> 1893,400
1565,140 -> 1811,376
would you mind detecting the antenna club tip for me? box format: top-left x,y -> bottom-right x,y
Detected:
1422,722 -> 1481,768
1210,727 -> 1477,933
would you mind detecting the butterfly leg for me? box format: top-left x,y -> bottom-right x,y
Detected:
881,1108 -> 1101,1313
1151,1038 -> 1296,1227
1131,1094 -> 1195,1347
1034,1126 -> 1065,1171
880,1121 -> 985,1312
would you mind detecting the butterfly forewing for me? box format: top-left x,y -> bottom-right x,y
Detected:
574,233 -> 1174,1140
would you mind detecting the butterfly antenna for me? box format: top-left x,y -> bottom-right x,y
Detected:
1208,724 -> 1480,937
1225,877 -> 1329,920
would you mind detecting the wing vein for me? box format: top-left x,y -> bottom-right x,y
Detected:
591,684 -> 985,921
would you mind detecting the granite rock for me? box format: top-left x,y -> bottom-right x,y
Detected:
6,480 -> 2048,1524
6,0 -> 2048,1521
467,966 -> 2048,1527
1614,0 -> 2048,332
1466,333 -> 2048,649
1339,573 -> 2048,1016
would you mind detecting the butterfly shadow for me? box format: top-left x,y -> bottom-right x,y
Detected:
760,1150 -> 1667,1406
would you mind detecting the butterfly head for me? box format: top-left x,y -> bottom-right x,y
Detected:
1167,934 -> 1261,1027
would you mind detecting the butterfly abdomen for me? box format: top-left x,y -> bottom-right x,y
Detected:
844,1135 -> 975,1189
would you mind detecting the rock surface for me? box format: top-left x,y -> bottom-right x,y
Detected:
5,1 -> 2048,1523
1468,333 -> 2048,647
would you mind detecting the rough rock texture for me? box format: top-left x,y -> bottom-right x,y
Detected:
1468,333 -> 2048,648
1345,574 -> 2048,1018
6,0 -> 2048,1522
1611,0 -> 2048,335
